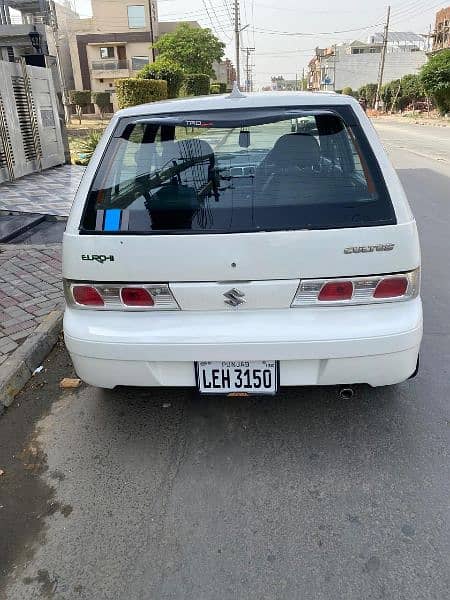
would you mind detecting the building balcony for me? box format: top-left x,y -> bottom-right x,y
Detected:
90,59 -> 131,79
0,22 -> 47,46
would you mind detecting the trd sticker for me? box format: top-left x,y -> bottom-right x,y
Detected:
81,254 -> 115,264
185,120 -> 213,127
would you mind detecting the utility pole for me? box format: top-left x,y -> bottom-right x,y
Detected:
375,5 -> 391,111
243,47 -> 254,92
234,0 -> 240,88
332,44 -> 337,91
302,67 -> 306,90
148,0 -> 155,62
233,1 -> 250,89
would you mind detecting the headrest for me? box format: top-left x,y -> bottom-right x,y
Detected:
267,133 -> 320,170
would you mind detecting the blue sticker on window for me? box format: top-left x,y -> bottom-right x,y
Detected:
104,209 -> 121,231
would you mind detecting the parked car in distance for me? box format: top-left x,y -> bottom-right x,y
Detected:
63,91 -> 422,394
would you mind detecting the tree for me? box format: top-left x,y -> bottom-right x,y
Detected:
380,80 -> 402,112
91,92 -> 111,121
69,90 -> 91,124
420,49 -> 450,115
137,56 -> 184,98
342,86 -> 355,97
358,83 -> 377,107
400,74 -> 425,111
153,23 -> 225,78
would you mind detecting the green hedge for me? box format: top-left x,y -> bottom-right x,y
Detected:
91,92 -> 111,110
115,78 -> 168,109
137,57 -> 184,99
210,82 -> 227,94
183,74 -> 210,97
69,90 -> 92,107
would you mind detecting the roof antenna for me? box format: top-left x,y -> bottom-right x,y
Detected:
227,81 -> 246,99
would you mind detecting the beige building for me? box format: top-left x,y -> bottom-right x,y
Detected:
68,0 -> 159,94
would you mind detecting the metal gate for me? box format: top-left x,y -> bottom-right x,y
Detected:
0,60 -> 64,183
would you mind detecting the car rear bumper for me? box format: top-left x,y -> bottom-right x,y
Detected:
64,299 -> 423,388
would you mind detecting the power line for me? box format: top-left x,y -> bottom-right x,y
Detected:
206,0 -> 233,40
223,0 -> 234,27
255,48 -> 317,56
241,0 -> 250,47
249,19 -> 388,37
251,0 -> 255,47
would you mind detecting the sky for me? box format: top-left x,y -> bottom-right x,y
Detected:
71,0 -> 445,87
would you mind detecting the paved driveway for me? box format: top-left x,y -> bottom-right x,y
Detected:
0,165 -> 84,217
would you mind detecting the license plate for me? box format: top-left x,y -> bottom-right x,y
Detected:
196,361 -> 278,395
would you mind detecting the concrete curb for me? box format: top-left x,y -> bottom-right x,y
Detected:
0,309 -> 63,414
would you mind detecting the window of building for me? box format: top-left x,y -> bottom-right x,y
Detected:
131,56 -> 149,70
127,5 -> 146,28
100,47 -> 115,59
99,78 -> 104,83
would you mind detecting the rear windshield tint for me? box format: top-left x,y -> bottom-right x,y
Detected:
81,106 -> 396,234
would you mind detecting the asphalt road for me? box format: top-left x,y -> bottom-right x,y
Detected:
1,121 -> 449,600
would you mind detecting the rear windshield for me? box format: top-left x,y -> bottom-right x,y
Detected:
81,106 -> 396,234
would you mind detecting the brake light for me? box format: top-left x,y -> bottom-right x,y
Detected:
318,281 -> 353,301
72,285 -> 104,306
374,277 -> 408,299
64,281 -> 179,311
292,268 -> 420,307
121,287 -> 154,307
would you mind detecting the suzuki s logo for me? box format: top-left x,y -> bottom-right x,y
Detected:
224,288 -> 246,307
81,254 -> 115,264
344,244 -> 395,254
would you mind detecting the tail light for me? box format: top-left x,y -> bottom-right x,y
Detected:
120,287 -> 154,307
72,285 -> 104,307
292,268 -> 420,307
318,281 -> 353,301
373,277 -> 408,299
64,281 -> 179,311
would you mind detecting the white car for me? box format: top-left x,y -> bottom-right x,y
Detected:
63,91 -> 422,394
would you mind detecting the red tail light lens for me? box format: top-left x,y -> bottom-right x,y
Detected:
374,277 -> 408,299
72,285 -> 104,306
120,287 -> 155,307
292,269 -> 419,307
318,281 -> 353,301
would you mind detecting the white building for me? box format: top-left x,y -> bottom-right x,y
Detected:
309,32 -> 428,92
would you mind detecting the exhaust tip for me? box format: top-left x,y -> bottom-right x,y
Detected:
339,387 -> 355,400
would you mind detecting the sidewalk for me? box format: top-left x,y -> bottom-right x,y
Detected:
0,166 -> 86,407
0,245 -> 63,366
0,164 -> 84,216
